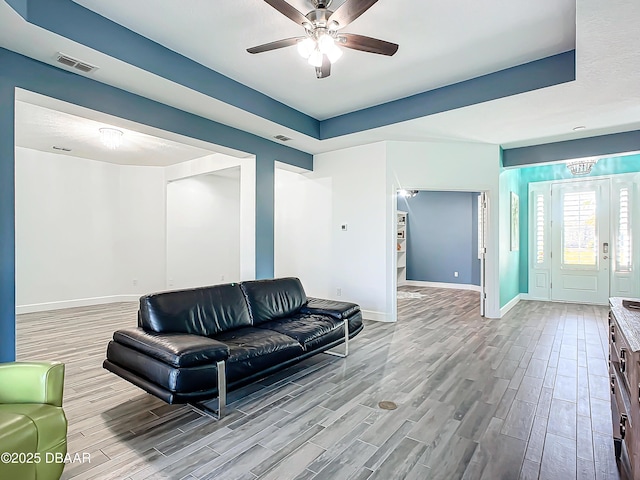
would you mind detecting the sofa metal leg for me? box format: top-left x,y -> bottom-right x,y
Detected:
217,360 -> 226,417
325,318 -> 349,358
190,360 -> 226,420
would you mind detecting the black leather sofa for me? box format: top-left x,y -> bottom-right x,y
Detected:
103,277 -> 363,417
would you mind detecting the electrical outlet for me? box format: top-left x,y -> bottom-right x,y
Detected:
132,279 -> 138,286
336,288 -> 342,297
454,271 -> 459,278
220,274 -> 225,281
341,224 -> 348,231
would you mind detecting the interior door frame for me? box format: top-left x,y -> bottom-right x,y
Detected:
392,188 -> 489,319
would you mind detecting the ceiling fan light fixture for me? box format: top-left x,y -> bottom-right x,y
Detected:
318,33 -> 335,53
308,49 -> 324,67
297,38 -> 315,59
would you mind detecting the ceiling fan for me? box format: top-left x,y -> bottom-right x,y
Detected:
247,0 -> 399,79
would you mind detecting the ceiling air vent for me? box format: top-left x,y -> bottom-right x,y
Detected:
55,53 -> 99,74
273,135 -> 292,142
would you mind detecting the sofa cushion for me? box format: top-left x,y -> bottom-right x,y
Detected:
214,327 -> 304,382
139,283 -> 252,335
257,314 -> 345,351
300,298 -> 361,320
241,278 -> 307,325
0,405 -> 66,452
113,328 -> 229,368
106,342 -> 221,392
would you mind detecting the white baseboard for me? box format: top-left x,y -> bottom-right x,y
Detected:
403,280 -> 482,292
500,294 -> 521,317
17,295 -> 140,314
519,293 -> 546,301
362,310 -> 394,322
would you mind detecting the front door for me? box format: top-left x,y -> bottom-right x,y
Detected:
551,179 -> 610,304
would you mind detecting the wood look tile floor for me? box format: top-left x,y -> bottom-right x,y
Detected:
16,287 -> 622,479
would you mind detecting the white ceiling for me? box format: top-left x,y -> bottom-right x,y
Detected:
1,0 -> 639,159
15,101 -> 218,166
71,0 -> 576,119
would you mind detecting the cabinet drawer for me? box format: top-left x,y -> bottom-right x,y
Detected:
611,364 -> 634,450
610,316 -> 635,392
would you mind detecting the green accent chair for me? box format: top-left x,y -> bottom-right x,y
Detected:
0,362 -> 68,480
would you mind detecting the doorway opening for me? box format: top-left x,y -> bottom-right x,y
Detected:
395,189 -> 488,318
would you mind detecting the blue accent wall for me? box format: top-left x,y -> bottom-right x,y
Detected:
518,154 -> 640,294
398,192 -> 480,286
0,83 -> 16,363
0,48 -> 312,362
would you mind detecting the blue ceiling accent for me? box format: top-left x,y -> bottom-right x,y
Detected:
6,0 -> 321,139
6,0 -> 577,142
320,51 -> 576,139
503,129 -> 640,167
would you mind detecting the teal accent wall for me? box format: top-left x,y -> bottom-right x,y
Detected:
499,168 -> 521,308
518,154 -> 640,294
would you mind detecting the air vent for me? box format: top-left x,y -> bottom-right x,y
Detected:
52,146 -> 72,152
55,53 -> 99,74
273,135 -> 292,142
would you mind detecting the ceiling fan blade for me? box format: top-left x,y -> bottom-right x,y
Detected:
340,33 -> 398,56
264,0 -> 309,26
328,0 -> 379,28
247,37 -> 305,54
315,55 -> 331,79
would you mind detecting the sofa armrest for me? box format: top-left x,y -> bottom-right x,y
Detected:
113,328 -> 230,368
0,362 -> 65,407
299,297 -> 361,320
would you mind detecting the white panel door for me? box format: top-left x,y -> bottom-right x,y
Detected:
551,179 -> 610,304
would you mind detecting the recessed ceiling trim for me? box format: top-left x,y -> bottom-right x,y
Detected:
5,0 -> 320,138
321,50 -> 576,140
503,129 -> 640,167
6,0 -> 577,143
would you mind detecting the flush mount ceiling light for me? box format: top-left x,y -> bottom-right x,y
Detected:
247,0 -> 399,79
566,158 -> 598,176
398,189 -> 419,198
99,128 -> 123,149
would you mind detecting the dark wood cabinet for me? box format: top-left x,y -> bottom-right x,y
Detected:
609,297 -> 640,478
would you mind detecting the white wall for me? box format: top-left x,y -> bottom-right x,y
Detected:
275,140 -> 502,321
166,153 -> 255,281
386,141 -> 502,318
166,171 -> 240,289
275,166 -> 333,297
15,147 -> 166,312
275,143 -> 389,320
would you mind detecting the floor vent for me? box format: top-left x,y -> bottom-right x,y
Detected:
378,401 -> 397,410
56,53 -> 99,74
273,134 -> 292,142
